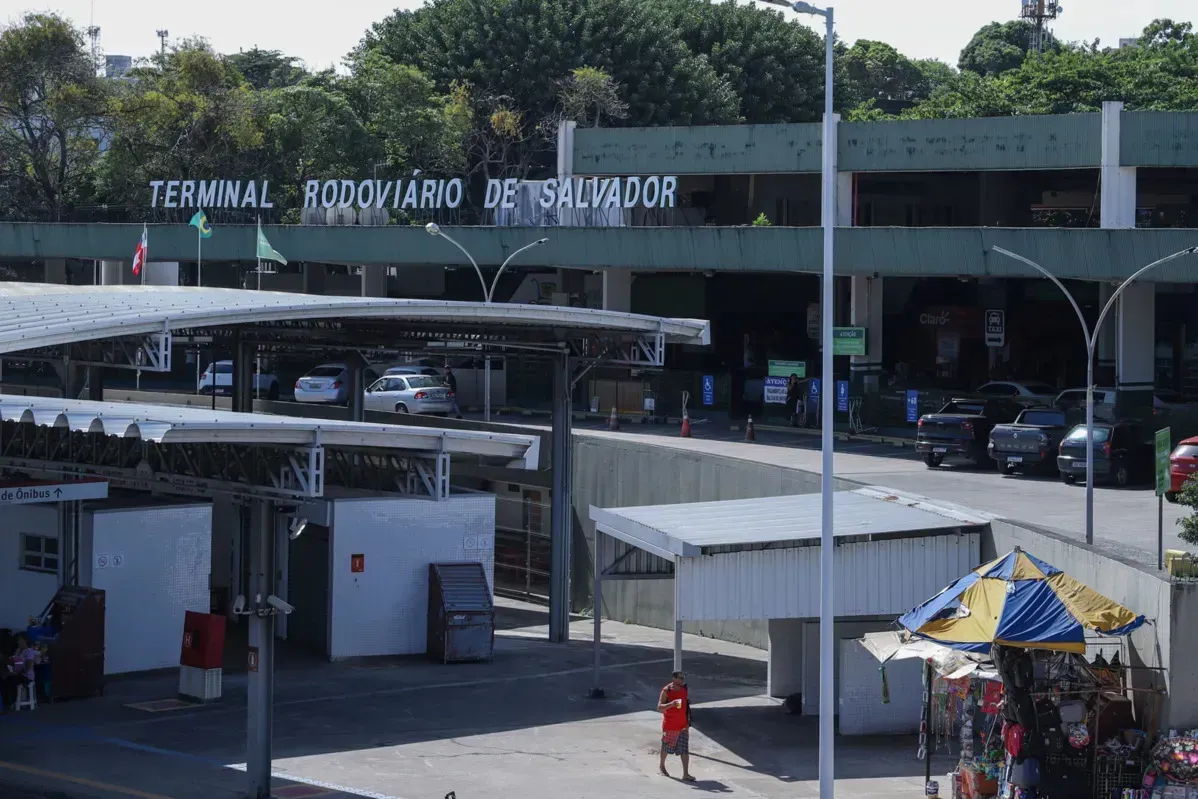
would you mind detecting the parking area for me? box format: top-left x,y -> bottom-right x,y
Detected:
0,600 -> 948,799
563,417 -> 1188,567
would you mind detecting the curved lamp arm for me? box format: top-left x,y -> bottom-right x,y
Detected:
426,224 -> 487,301
489,238 -> 549,303
990,246 -> 1093,352
1093,245 -> 1198,348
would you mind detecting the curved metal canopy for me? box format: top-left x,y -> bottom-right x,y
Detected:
0,283 -> 710,354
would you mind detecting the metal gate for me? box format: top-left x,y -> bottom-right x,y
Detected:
493,488 -> 551,601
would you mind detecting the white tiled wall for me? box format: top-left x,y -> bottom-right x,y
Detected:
328,494 -> 495,660
88,505 -> 212,674
0,506 -> 60,631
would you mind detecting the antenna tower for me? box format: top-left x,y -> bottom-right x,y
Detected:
87,1 -> 101,76
156,29 -> 169,60
1019,0 -> 1063,54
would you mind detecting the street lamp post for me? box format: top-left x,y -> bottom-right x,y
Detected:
990,245 -> 1198,545
756,2 -> 835,797
425,223 -> 549,420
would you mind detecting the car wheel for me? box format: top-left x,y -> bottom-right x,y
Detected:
1062,474 -> 1076,485
924,454 -> 943,468
394,403 -> 409,414
1113,464 -> 1130,488
1167,491 -> 1180,504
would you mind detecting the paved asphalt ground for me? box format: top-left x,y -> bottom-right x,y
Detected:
560,412 -> 1189,567
0,602 -> 953,799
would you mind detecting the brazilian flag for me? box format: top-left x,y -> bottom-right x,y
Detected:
189,209 -> 213,239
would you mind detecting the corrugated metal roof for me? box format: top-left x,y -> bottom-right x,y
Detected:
0,394 -> 539,468
590,488 -> 991,559
0,283 -> 710,354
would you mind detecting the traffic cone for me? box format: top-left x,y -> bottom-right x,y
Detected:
745,415 -> 756,442
608,406 -> 620,431
680,410 -> 692,438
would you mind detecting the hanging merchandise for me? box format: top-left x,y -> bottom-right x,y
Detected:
980,681 -> 1003,714
1151,736 -> 1198,784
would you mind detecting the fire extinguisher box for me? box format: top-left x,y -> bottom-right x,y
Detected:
180,611 -> 226,670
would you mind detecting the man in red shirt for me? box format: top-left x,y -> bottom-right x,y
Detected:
657,670 -> 694,781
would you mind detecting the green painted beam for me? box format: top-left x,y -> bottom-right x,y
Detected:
3,222 -> 1198,282
1120,111 -> 1198,167
572,123 -> 824,175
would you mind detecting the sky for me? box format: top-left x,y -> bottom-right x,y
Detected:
11,0 -> 1196,71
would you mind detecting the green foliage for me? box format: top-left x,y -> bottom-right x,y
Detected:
751,212 -> 771,227
1177,474 -> 1198,545
841,39 -> 953,113
0,13 -> 106,221
558,67 -> 628,128
958,20 -> 1047,76
226,48 -> 307,90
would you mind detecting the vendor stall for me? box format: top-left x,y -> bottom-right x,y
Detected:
864,547 -> 1179,799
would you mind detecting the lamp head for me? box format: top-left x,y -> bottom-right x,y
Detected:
791,1 -> 823,14
535,238 -> 549,246
425,222 -> 441,236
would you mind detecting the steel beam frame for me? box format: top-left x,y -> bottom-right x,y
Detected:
549,352 -> 573,643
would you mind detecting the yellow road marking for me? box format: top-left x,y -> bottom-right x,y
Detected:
0,760 -> 175,799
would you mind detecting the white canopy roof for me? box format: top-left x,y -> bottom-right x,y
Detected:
0,283 -> 711,353
0,394 -> 539,468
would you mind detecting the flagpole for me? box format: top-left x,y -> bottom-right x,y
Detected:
197,219 -> 203,287
141,223 -> 147,286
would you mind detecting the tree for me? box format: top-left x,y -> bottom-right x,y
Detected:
0,13 -> 106,221
1177,475 -> 1198,545
557,66 -> 628,128
1139,19 -> 1194,47
842,39 -> 953,114
958,20 -> 1044,76
226,47 -> 307,90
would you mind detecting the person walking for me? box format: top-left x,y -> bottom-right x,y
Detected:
785,373 -> 802,427
657,670 -> 694,781
444,366 -> 462,419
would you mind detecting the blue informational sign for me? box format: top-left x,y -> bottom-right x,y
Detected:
906,389 -> 920,423
836,380 -> 849,413
701,375 -> 714,406
809,378 -> 821,398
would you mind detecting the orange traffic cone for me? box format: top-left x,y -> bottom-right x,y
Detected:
745,415 -> 756,442
608,406 -> 620,431
680,411 -> 692,438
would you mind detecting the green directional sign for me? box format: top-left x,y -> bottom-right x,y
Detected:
1156,427 -> 1172,497
768,360 -> 806,378
832,327 -> 867,356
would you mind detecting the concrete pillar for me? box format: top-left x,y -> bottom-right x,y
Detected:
101,260 -> 127,285
302,263 -> 326,295
1100,101 -> 1137,230
43,259 -> 67,284
1116,282 -> 1155,420
144,262 -> 180,287
360,266 -> 387,298
245,500 -> 276,799
1096,283 -> 1118,384
766,618 -> 804,699
849,276 -> 883,394
556,120 -> 576,185
548,353 -> 574,643
601,269 -> 632,312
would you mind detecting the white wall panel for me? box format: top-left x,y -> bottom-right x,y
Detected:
89,505 -> 212,674
839,637 -> 924,735
0,506 -> 60,630
329,494 -> 495,660
676,533 -> 979,621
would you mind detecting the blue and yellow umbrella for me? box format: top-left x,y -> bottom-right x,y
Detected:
897,548 -> 1145,654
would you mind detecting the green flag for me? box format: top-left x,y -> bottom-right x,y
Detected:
256,221 -> 287,265
189,209 -> 212,239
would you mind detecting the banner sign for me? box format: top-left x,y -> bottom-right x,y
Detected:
148,175 -> 680,211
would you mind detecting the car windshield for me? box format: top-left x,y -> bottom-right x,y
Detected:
1065,426 -> 1112,443
305,366 -> 343,378
1025,384 -> 1056,395
1020,410 -> 1065,426
941,402 -> 984,415
1056,391 -> 1085,403
212,362 -> 233,374
1175,444 -> 1198,459
405,376 -> 441,389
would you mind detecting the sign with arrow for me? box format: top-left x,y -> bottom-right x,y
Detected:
0,479 -> 109,506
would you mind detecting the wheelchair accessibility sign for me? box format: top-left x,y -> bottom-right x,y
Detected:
702,375 -> 714,406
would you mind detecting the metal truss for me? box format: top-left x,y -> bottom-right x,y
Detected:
68,332 -> 172,373
324,449 -> 449,500
569,331 -> 666,368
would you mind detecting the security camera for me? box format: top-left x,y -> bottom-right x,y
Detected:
266,595 -> 294,615
233,594 -> 246,614
289,517 -> 308,541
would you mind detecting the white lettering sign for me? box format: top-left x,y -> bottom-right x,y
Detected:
0,480 -> 109,506
149,176 -> 679,210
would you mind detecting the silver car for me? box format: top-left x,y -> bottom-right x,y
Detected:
294,364 -> 351,404
364,374 -> 455,415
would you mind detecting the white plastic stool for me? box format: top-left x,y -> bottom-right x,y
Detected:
14,681 -> 37,711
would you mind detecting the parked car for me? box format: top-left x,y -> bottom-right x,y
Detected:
383,364 -> 443,379
916,398 -> 1023,468
1056,422 -> 1153,487
293,363 -> 379,404
976,381 -> 1059,404
1154,389 -> 1198,414
1166,436 -> 1198,503
1053,387 -> 1117,420
198,360 -> 280,400
988,407 -> 1070,475
364,374 -> 455,415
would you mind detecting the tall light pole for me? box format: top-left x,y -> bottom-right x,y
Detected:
990,245 -> 1197,545
758,2 -> 835,797
425,222 -> 548,420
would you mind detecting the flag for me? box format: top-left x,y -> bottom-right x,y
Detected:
190,209 -> 212,239
256,221 -> 287,265
131,225 -> 148,276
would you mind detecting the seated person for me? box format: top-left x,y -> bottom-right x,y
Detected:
1,637 -> 38,712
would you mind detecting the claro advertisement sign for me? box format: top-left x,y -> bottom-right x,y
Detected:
147,175 -> 681,211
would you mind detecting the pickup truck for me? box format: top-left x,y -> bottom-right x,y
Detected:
916,398 -> 1023,468
988,407 -> 1070,475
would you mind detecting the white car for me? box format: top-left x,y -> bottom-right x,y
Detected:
975,381 -> 1059,404
364,374 -> 455,415
294,363 -> 380,404
198,360 -> 280,400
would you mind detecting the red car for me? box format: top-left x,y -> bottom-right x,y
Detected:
1167,436 -> 1198,502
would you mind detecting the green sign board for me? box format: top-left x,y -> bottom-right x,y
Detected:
832,327 -> 867,356
1155,427 -> 1172,497
768,360 -> 806,378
